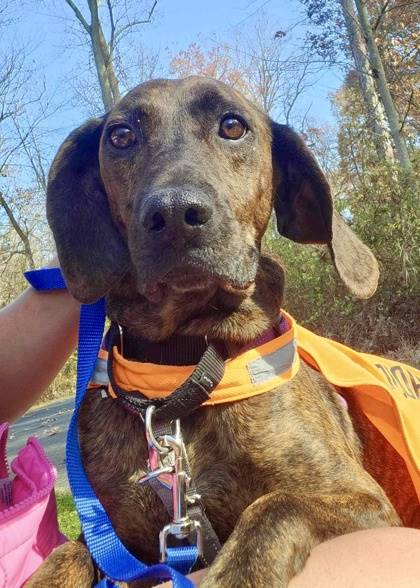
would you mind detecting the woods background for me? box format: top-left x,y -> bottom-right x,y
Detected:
0,0 -> 418,403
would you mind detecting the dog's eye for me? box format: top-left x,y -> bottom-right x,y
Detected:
109,125 -> 136,149
219,116 -> 247,140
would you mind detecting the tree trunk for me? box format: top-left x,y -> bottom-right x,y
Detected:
340,0 -> 395,163
87,0 -> 120,110
89,31 -> 115,110
353,0 -> 413,175
0,192 -> 35,269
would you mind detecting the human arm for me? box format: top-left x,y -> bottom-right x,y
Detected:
157,527 -> 420,587
0,263 -> 80,422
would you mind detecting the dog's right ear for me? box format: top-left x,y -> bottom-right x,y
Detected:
47,118 -> 130,303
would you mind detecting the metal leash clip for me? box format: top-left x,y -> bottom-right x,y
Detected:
140,406 -> 203,563
138,406 -> 174,485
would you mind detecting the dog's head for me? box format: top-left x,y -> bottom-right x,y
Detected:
48,77 -> 378,320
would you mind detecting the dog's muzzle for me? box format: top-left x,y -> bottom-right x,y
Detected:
129,186 -> 258,296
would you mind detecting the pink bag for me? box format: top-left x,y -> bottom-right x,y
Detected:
0,423 -> 66,587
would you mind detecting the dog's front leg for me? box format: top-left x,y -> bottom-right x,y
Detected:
25,540 -> 96,588
201,490 -> 399,588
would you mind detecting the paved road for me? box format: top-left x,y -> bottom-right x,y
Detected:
9,398 -> 73,489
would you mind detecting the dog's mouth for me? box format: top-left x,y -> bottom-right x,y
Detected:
134,239 -> 260,304
142,265 -> 254,303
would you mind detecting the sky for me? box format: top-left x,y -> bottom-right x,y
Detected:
2,0 -> 345,168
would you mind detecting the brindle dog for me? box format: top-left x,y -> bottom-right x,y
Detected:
27,77 -> 399,588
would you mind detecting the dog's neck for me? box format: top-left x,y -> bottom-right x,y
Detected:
121,330 -> 216,364
108,254 -> 285,346
120,314 -> 288,365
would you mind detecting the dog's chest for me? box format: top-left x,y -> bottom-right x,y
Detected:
77,372 -> 357,564
77,390 -> 265,562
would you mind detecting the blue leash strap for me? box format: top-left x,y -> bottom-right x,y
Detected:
25,267 -> 196,587
25,267 -> 67,290
167,546 -> 200,575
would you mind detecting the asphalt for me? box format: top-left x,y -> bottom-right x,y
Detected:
8,397 -> 73,489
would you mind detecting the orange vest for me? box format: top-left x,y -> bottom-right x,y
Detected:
90,312 -> 420,527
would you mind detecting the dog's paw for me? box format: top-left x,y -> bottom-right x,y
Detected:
25,541 -> 95,588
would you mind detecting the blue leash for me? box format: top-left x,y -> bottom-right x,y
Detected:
25,268 -> 196,587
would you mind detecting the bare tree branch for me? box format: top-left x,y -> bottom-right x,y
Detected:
11,117 -> 48,193
372,0 -> 391,31
375,0 -> 420,30
146,1 -> 158,23
63,0 -> 91,33
0,191 -> 35,268
399,88 -> 415,132
106,0 -> 116,56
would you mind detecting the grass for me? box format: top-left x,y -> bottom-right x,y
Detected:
56,491 -> 80,540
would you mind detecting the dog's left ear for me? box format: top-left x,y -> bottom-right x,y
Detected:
271,122 -> 379,299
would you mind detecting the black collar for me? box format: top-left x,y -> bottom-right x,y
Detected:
106,322 -> 225,422
120,328 -> 228,365
105,315 -> 287,421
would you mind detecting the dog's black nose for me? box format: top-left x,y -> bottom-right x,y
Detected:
141,190 -> 213,237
